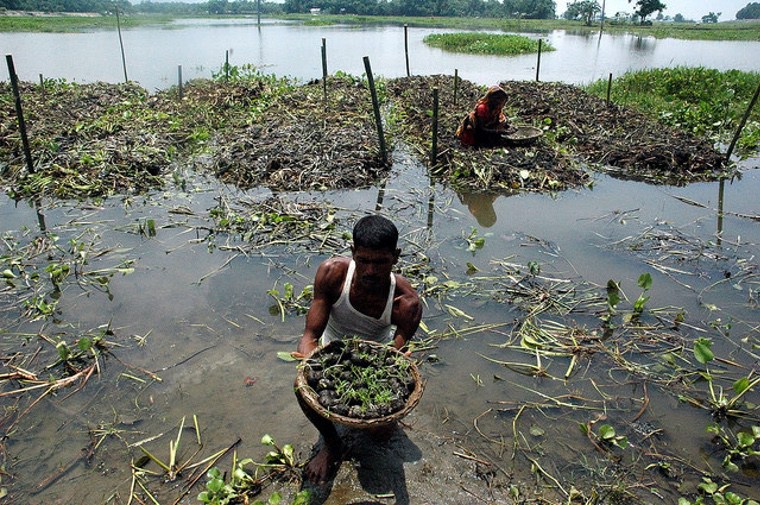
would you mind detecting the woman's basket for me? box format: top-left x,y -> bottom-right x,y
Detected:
295,339 -> 424,429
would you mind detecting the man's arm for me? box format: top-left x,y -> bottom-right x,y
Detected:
296,258 -> 345,357
390,276 -> 422,351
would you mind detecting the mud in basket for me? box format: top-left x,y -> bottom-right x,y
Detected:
295,339 -> 424,429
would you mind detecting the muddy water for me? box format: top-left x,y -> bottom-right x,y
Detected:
1,146 -> 759,503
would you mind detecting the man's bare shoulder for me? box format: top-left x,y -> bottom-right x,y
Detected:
315,256 -> 350,293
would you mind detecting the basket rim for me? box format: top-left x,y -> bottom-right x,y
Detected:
295,339 -> 424,428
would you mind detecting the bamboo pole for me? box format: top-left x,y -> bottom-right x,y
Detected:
225,50 -> 229,81
606,72 -> 613,105
453,69 -> 459,106
725,81 -> 760,163
404,24 -> 410,77
115,5 -> 128,83
257,0 -> 261,26
431,87 -> 439,166
535,39 -> 542,82
178,65 -> 183,99
5,54 -> 34,173
321,38 -> 328,101
717,177 -> 725,246
363,56 -> 386,162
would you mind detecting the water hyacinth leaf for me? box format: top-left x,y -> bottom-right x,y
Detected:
698,479 -> 718,495
606,280 -> 620,308
637,272 -> 653,290
77,337 -> 92,351
598,424 -> 616,440
466,262 -> 478,275
530,425 -> 545,437
261,434 -> 274,446
694,337 -> 715,365
56,342 -> 71,361
737,431 -> 755,448
277,351 -> 297,362
282,444 -> 294,460
733,377 -> 750,395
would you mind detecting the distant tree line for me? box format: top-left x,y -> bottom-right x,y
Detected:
282,0 -> 557,18
737,2 -> 760,19
2,0 -> 758,19
0,0 -> 128,13
0,0 -> 284,14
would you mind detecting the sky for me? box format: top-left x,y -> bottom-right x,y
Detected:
554,0 -> 751,21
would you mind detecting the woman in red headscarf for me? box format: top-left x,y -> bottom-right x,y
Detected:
456,85 -> 511,147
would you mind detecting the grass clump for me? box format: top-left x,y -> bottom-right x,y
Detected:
585,67 -> 760,157
423,32 -> 553,55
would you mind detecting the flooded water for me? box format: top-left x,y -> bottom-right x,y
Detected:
1,19 -> 759,90
1,19 -> 760,505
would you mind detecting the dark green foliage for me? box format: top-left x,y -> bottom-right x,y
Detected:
283,0 -> 556,19
736,2 -> 760,19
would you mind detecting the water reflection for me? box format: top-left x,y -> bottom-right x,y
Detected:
457,191 -> 499,228
631,35 -> 654,52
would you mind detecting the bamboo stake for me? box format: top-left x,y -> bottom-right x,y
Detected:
5,54 -> 34,173
404,24 -> 410,77
115,6 -> 128,83
363,56 -> 386,162
178,64 -> 183,100
321,38 -> 328,101
725,80 -> 760,163
431,87 -> 439,166
535,39 -> 542,82
225,50 -> 229,81
453,69 -> 458,106
606,72 -> 613,105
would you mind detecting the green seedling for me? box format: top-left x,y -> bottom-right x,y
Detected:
679,477 -> 760,505
580,422 -> 629,450
691,337 -> 760,419
706,423 -> 760,472
631,272 -> 652,320
463,227 -> 486,253
198,435 -> 308,505
267,282 -> 313,321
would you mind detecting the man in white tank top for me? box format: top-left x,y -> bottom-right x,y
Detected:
294,215 -> 422,484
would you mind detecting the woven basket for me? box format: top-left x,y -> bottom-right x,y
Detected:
295,339 -> 424,429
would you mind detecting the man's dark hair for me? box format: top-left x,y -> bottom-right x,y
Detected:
352,215 -> 398,252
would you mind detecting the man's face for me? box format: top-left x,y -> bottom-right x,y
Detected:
351,246 -> 399,290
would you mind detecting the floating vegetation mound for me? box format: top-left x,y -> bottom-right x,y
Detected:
1,74 -> 729,199
212,76 -> 391,191
387,75 -> 590,192
499,80 -> 727,184
0,81 -> 166,197
0,79 -> 274,198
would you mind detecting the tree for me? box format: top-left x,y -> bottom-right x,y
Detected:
701,11 -> 720,23
627,0 -> 665,24
564,0 -> 600,25
736,2 -> 760,19
673,13 -> 684,22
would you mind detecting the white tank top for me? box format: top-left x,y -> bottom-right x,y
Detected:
321,259 -> 396,345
